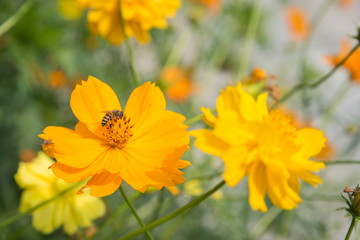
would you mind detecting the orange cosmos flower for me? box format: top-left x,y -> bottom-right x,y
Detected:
326,39 -> 360,83
160,66 -> 196,103
285,6 -> 310,42
39,76 -> 190,197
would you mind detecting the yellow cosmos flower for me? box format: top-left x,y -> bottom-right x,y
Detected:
191,84 -> 326,212
39,76 -> 190,197
81,0 -> 180,44
14,152 -> 105,235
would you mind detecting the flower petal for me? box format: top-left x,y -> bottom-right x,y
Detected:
248,161 -> 268,212
85,172 -> 122,197
126,111 -> 189,168
41,126 -> 106,168
119,149 -> 186,192
295,128 -> 327,158
191,129 -> 229,157
70,76 -> 121,136
124,82 -> 166,139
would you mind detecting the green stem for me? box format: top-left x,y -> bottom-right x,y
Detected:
345,217 -> 357,240
325,160 -> 360,165
184,108 -> 216,126
0,182 -> 82,229
320,83 -> 350,131
118,0 -> 141,86
90,191 -> 141,240
249,206 -> 282,240
118,186 -> 154,240
0,0 -> 36,36
272,42 -> 360,109
119,180 -> 226,240
237,0 -> 262,81
299,0 -> 336,117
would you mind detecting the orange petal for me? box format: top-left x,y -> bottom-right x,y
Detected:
124,82 -> 166,140
126,111 -> 189,168
85,172 -> 122,197
70,76 -> 121,136
51,156 -> 106,183
41,126 -> 106,168
119,149 -> 186,192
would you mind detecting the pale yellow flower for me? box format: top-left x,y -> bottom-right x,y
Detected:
14,152 -> 105,235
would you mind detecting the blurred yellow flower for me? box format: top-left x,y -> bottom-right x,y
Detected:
39,76 -> 190,197
285,6 -> 310,42
14,152 -> 105,235
81,0 -> 180,44
58,0 -> 83,20
191,84 -> 326,212
325,39 -> 360,83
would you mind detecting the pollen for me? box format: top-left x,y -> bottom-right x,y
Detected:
102,114 -> 134,149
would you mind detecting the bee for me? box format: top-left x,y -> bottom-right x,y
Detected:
101,110 -> 124,127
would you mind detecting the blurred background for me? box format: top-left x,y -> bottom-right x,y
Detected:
1,0 -> 360,239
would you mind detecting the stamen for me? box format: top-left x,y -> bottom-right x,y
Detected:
102,113 -> 134,149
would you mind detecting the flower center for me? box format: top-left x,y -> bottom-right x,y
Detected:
102,111 -> 134,149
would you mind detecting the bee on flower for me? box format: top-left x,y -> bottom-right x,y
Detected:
39,76 -> 190,197
14,152 -> 105,235
191,83 -> 326,212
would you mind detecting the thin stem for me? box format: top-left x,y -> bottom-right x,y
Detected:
0,0 -> 36,36
118,186 -> 154,240
118,0 -> 141,86
184,108 -> 216,126
249,207 -> 282,240
0,182 -> 82,229
119,180 -> 226,240
345,217 -> 357,240
90,191 -> 141,240
272,42 -> 360,109
320,83 -> 350,131
326,160 -> 360,165
237,0 -> 262,81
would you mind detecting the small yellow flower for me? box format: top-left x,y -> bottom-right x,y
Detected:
39,76 -> 190,197
81,0 -> 180,44
14,152 -> 105,235
191,84 -> 326,212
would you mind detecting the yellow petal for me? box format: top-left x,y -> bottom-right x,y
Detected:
70,76 -> 121,136
85,172 -> 122,197
190,129 -> 229,157
248,161 -> 268,212
126,111 -> 189,168
295,128 -> 327,157
41,126 -> 106,168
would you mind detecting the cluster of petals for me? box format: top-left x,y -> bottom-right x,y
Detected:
191,83 -> 326,212
80,0 -> 180,44
326,39 -> 360,83
39,76 -> 190,197
14,152 -> 105,234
